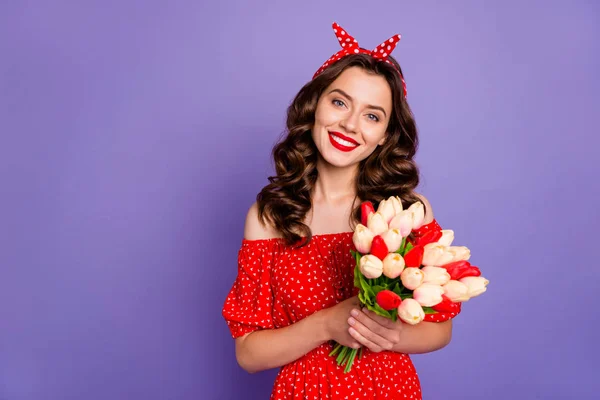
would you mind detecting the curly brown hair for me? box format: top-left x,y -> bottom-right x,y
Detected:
257,53 -> 424,246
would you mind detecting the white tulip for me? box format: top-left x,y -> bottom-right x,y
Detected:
459,276 -> 489,298
352,224 -> 374,254
382,253 -> 405,279
367,212 -> 388,236
389,196 -> 404,215
442,280 -> 470,302
389,210 -> 413,237
422,243 -> 454,266
421,266 -> 451,285
377,199 -> 396,224
407,202 -> 425,230
413,283 -> 445,307
400,267 -> 424,290
447,246 -> 471,262
359,254 -> 383,279
381,228 -> 403,253
437,230 -> 455,247
397,298 -> 425,325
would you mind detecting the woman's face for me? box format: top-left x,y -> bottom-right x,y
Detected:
312,66 -> 393,169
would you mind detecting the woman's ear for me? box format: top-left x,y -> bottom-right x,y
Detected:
378,134 -> 387,146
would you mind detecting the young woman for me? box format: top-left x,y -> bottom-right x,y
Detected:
222,23 -> 460,399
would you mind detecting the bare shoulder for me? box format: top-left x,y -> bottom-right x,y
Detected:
243,202 -> 283,240
414,193 -> 435,224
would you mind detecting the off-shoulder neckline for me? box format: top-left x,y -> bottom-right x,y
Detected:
242,231 -> 353,244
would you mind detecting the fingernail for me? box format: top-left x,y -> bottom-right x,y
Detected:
348,317 -> 356,326
351,309 -> 359,317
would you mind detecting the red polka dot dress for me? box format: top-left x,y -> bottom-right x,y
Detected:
222,229 -> 460,399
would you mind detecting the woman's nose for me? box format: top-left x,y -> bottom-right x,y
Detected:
340,111 -> 359,133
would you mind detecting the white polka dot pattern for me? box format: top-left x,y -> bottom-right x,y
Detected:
222,231 -> 461,399
313,22 -> 408,99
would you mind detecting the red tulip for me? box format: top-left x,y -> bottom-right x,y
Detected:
375,290 -> 402,310
361,201 -> 375,226
413,229 -> 443,246
403,245 -> 424,268
440,260 -> 481,280
370,235 -> 389,261
412,219 -> 442,237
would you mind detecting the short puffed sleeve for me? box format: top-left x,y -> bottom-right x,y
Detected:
423,303 -> 462,323
222,239 -> 278,339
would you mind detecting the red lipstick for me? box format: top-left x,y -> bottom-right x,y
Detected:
328,131 -> 359,152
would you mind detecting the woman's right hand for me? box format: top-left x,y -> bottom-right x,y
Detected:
320,296 -> 361,349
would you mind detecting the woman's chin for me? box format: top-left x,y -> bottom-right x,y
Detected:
319,154 -> 359,169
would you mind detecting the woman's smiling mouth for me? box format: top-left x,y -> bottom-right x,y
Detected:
328,131 -> 359,152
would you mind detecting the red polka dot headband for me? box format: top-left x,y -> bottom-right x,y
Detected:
313,22 -> 408,98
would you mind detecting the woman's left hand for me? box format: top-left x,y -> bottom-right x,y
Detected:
347,307 -> 403,353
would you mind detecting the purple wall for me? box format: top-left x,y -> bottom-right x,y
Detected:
1,1 -> 598,399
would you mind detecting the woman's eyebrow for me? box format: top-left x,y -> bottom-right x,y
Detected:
328,88 -> 387,117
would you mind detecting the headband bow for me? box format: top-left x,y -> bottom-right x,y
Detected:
313,22 -> 407,98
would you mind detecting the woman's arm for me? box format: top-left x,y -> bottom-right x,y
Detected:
346,308 -> 453,354
234,203 -> 361,373
235,295 -> 363,373
391,320 -> 452,354
234,310 -> 329,373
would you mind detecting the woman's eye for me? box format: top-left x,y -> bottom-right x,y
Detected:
367,114 -> 380,122
332,99 -> 345,107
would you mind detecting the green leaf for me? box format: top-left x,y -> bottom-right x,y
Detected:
354,250 -> 362,265
352,251 -> 363,289
358,291 -> 366,305
390,308 -> 398,322
423,306 -> 438,315
359,279 -> 373,299
359,288 -> 374,306
404,242 -> 414,254
396,237 -> 406,254
372,285 -> 387,294
353,261 -> 361,289
360,274 -> 376,296
358,266 -> 368,285
377,276 -> 390,287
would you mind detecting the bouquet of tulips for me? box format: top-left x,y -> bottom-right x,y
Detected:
330,196 -> 489,373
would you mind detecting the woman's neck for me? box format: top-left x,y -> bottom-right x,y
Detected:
312,159 -> 358,205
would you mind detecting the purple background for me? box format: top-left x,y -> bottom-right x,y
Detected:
1,1 -> 598,399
